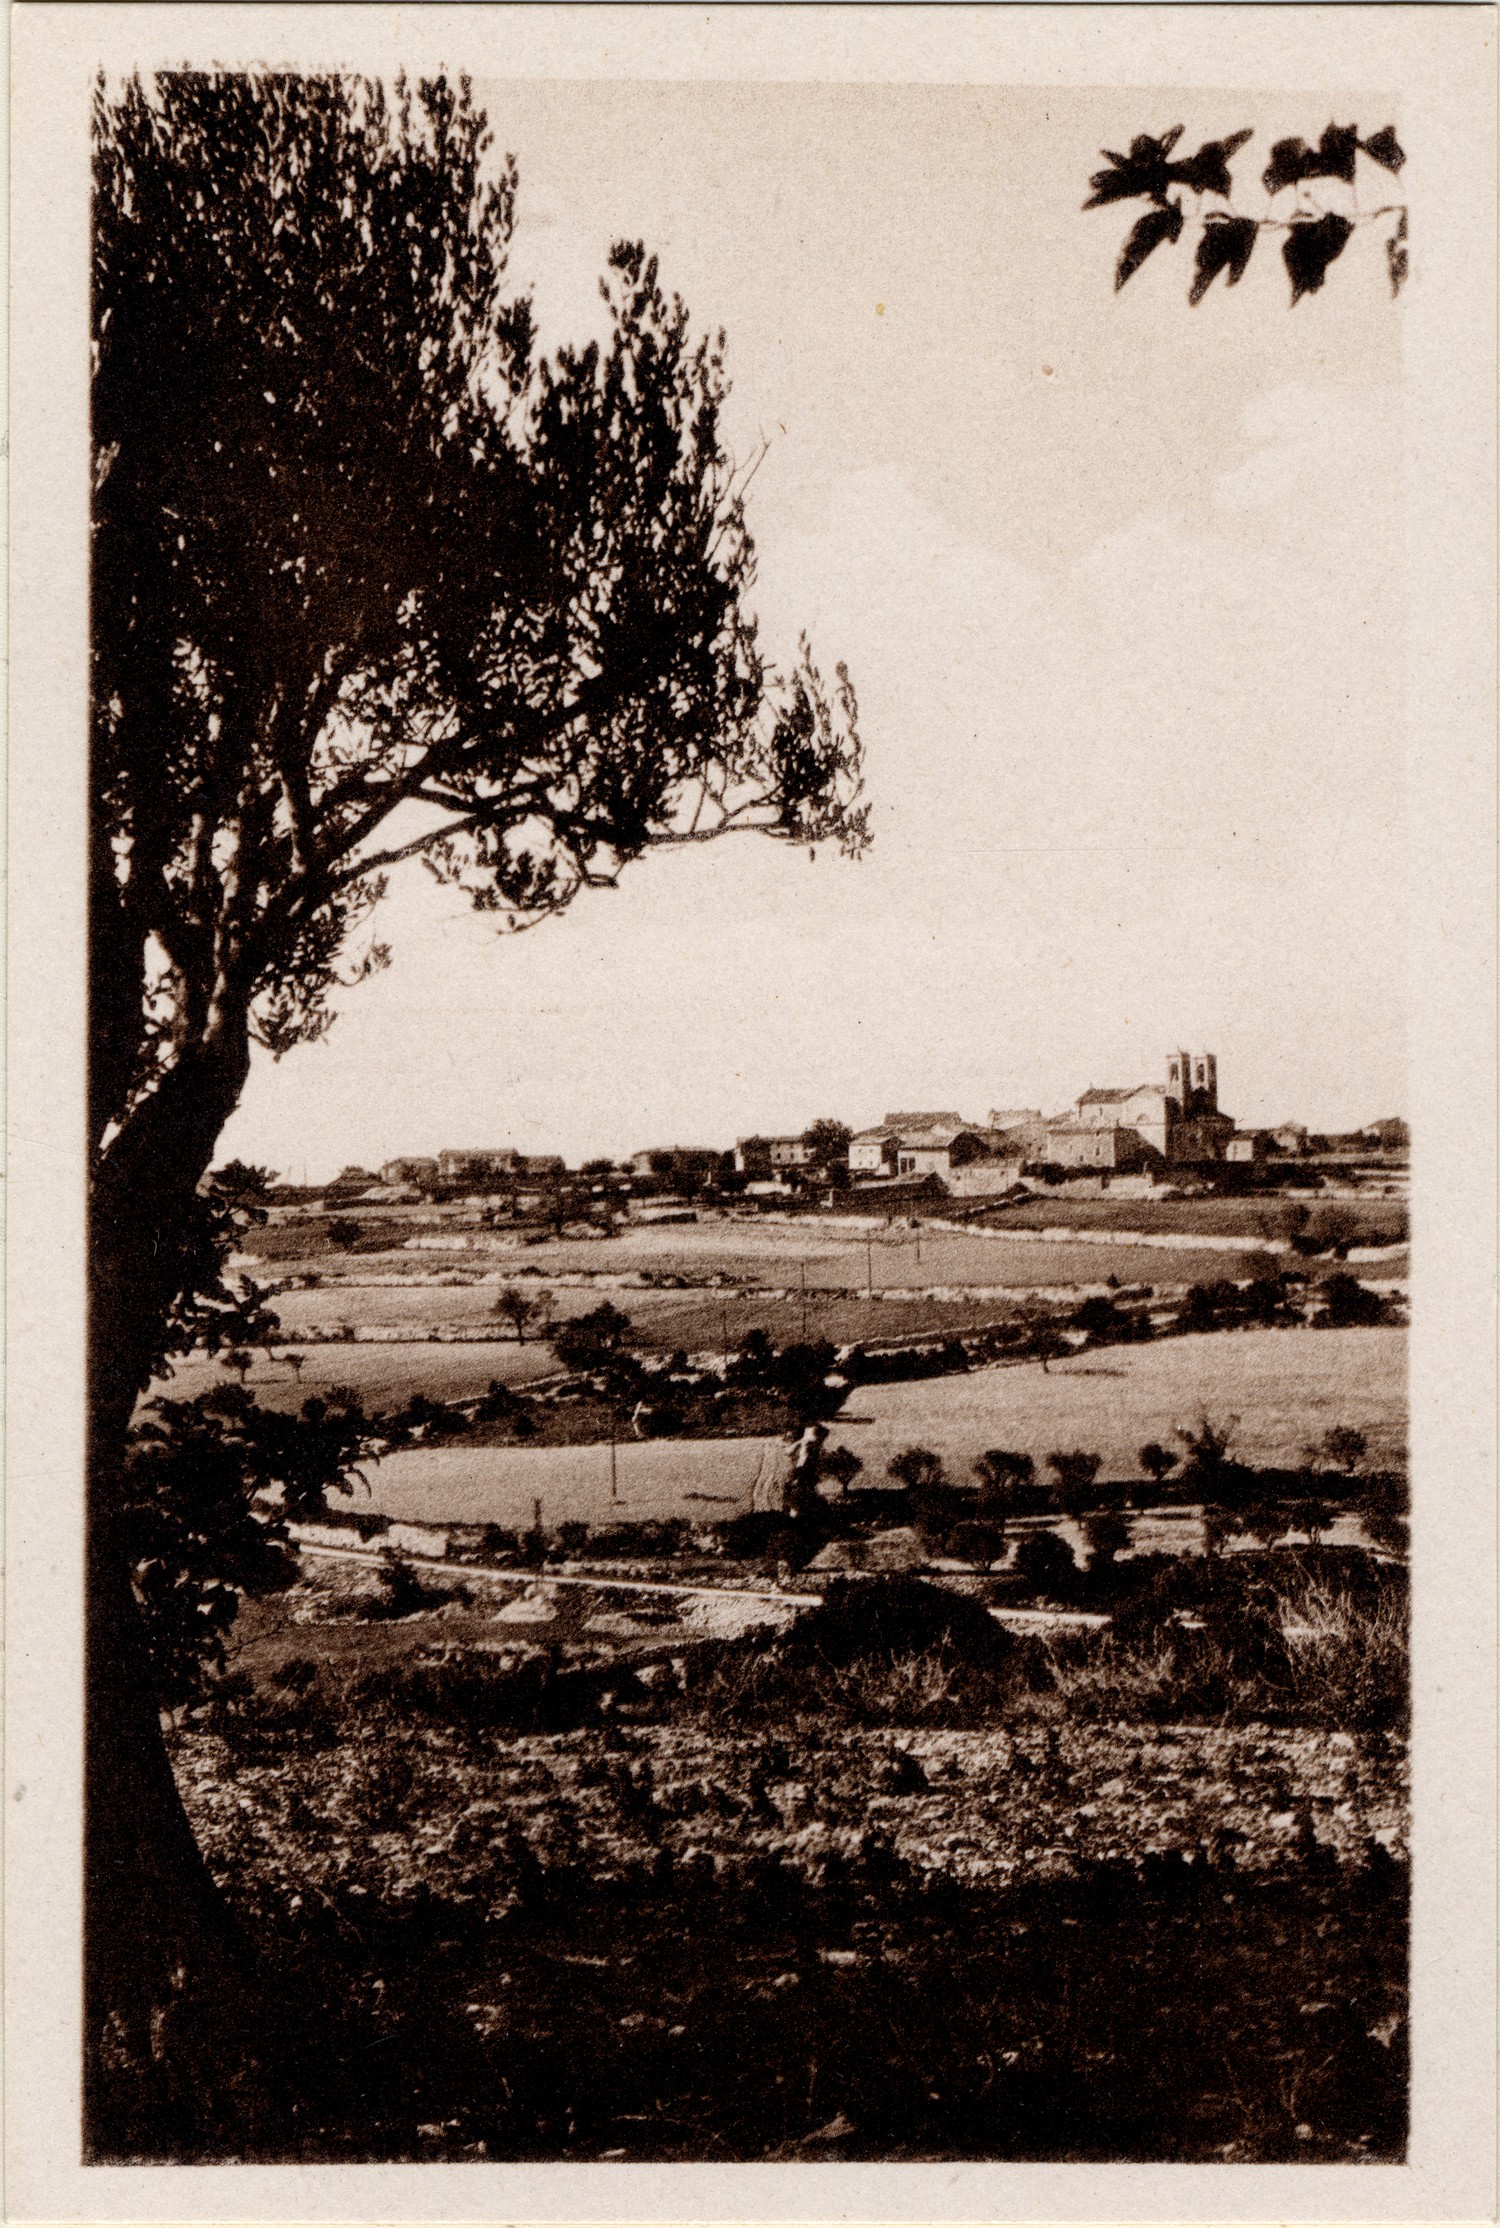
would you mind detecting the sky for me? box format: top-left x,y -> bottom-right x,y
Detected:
218,81 -> 1407,1180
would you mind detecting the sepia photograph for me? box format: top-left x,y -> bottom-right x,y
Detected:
6,2 -> 1496,2211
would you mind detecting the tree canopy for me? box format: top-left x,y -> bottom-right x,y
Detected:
92,69 -> 865,1178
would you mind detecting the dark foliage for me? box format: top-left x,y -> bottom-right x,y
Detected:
124,1383 -> 377,1698
1283,211 -> 1355,301
1086,118 -> 1407,304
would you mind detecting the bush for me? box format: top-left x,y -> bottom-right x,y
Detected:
1318,1273 -> 1389,1328
789,1576 -> 1013,1667
945,1520 -> 1008,1567
552,1303 -> 635,1373
1011,1530 -> 1080,1598
359,1552 -> 464,1620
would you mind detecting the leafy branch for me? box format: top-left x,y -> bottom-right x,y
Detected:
1085,123 -> 1408,304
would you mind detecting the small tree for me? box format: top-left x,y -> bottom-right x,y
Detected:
974,1448 -> 1036,1520
283,1351 -> 305,1383
222,1348 -> 253,1388
820,1444 -> 863,1497
1174,1412 -> 1240,1490
494,1285 -> 552,1344
1294,1496 -> 1335,1548
552,1302 -> 634,1375
325,1217 -> 361,1251
886,1446 -> 947,1493
801,1119 -> 852,1167
1311,1425 -> 1369,1475
1046,1448 -> 1104,1517
1137,1441 -> 1179,1495
1012,1530 -> 1079,1598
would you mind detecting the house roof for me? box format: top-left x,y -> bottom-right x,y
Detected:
882,1111 -> 963,1128
1075,1085 -> 1155,1106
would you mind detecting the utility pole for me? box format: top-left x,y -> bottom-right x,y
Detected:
800,1259 -> 808,1341
609,1414 -> 619,1504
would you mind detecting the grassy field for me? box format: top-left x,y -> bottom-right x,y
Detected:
978,1195 -> 1408,1245
335,1323 -> 1404,1530
359,1433 -> 778,1530
156,1338 -> 556,1412
242,1219 -> 1287,1295
838,1325 -> 1406,1486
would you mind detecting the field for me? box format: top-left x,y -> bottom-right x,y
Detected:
156,1338 -> 557,1412
241,1216 -> 1297,1297
340,1324 -> 1404,1530
358,1433 -> 778,1530
976,1194 -> 1408,1245
839,1325 -> 1407,1485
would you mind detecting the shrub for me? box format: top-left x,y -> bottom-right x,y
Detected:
887,1446 -> 946,1493
1011,1530 -> 1079,1598
790,1576 -> 1012,1667
1173,1413 -> 1239,1487
1081,1510 -> 1130,1569
1137,1442 -> 1179,1497
552,1302 -> 635,1373
359,1551 -> 463,1620
945,1520 -> 1008,1567
1318,1273 -> 1389,1328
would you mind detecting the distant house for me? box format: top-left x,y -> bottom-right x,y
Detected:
437,1148 -> 523,1184
734,1135 -> 814,1177
628,1147 -> 724,1185
1365,1117 -> 1410,1152
1225,1130 -> 1273,1163
987,1108 -> 1046,1155
1271,1123 -> 1310,1156
852,1119 -> 1023,1197
849,1126 -> 899,1176
380,1156 -> 439,1187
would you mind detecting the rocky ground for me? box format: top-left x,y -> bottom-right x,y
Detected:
175,1712 -> 1406,1915
168,1598 -> 1408,2163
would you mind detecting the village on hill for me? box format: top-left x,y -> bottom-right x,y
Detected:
279,1049 -> 1407,1234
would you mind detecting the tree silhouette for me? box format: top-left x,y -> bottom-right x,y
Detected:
1086,121 -> 1407,303
88,68 -> 864,2154
494,1285 -> 551,1344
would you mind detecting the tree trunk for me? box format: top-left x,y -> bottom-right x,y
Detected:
86,1042 -> 280,2160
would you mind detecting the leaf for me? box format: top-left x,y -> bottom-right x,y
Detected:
1263,123 -> 1359,194
1361,125 -> 1406,173
1386,206 -> 1409,298
1166,129 -> 1254,199
1189,214 -> 1259,303
1263,136 -> 1315,195
1283,212 -> 1355,302
1313,122 -> 1359,184
1084,127 -> 1185,208
1115,198 -> 1184,288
